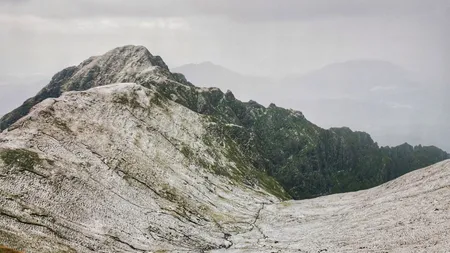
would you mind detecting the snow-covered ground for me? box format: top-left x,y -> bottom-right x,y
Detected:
215,159 -> 450,252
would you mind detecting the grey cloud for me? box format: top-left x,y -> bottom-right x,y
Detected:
0,0 -> 29,3
1,0 -> 448,21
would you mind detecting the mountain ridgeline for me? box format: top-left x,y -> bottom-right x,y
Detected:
1,45 -> 448,200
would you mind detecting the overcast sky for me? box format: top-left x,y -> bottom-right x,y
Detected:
0,0 -> 449,82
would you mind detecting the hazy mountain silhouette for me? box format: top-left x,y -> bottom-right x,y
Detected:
172,62 -> 275,102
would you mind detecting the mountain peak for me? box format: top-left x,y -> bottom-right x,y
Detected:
79,45 -> 168,73
197,61 -> 217,66
108,44 -> 150,55
0,45 -> 177,131
107,45 -> 152,62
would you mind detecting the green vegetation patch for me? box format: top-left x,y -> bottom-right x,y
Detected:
113,93 -> 141,109
150,92 -> 169,108
180,145 -> 194,159
255,171 -> 290,200
0,149 -> 43,170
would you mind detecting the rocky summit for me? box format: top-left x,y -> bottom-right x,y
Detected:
0,46 -> 449,252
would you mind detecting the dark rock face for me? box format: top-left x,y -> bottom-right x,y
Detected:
1,45 -> 448,200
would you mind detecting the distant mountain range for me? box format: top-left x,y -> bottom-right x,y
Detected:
172,62 -> 275,102
282,59 -> 420,99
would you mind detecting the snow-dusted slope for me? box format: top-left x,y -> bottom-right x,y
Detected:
0,83 -> 280,252
215,159 -> 450,253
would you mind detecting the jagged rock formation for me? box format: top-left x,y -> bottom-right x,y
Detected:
0,45 -> 449,252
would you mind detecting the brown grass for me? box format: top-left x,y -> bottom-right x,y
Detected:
0,246 -> 22,253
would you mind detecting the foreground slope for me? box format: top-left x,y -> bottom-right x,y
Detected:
0,83 -> 283,252
215,159 -> 450,252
